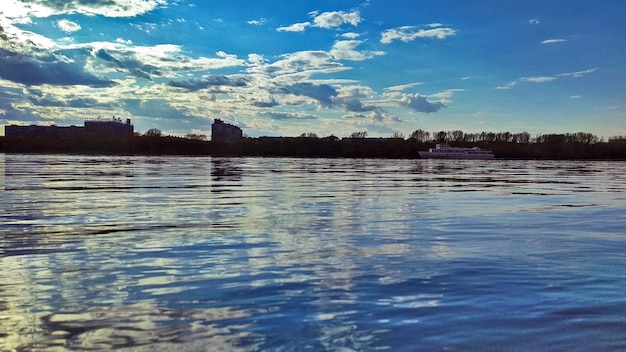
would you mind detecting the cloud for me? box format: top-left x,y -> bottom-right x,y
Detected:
277,10 -> 361,32
496,81 -> 517,90
384,83 -> 422,92
277,22 -> 310,32
280,83 -> 338,107
122,98 -> 193,120
381,25 -> 456,44
498,68 -> 597,89
81,43 -> 245,79
541,39 -> 567,44
91,48 -> 159,79
264,111 -> 318,120
247,18 -> 267,26
57,19 -> 81,33
529,19 -> 540,25
26,89 -> 101,107
249,50 -> 345,76
557,68 -> 597,77
312,11 -> 361,28
168,75 -> 248,91
343,110 -> 399,123
330,40 -> 385,61
0,48 -> 114,87
399,93 -> 444,113
521,76 -> 558,83
5,0 -> 169,18
252,98 -> 279,108
341,32 -> 360,39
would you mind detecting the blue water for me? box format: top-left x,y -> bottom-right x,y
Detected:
1,154 -> 626,351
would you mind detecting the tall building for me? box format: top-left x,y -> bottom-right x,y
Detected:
211,119 -> 242,142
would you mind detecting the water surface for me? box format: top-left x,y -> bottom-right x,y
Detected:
1,155 -> 625,351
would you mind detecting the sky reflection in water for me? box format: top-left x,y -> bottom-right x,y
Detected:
1,155 -> 626,351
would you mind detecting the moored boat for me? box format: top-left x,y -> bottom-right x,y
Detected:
418,144 -> 494,159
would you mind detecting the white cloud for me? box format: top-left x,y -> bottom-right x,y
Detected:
247,18 -> 267,26
341,32 -> 361,39
277,22 -> 310,32
499,68 -> 597,89
57,19 -> 81,33
541,39 -> 567,44
381,25 -> 456,44
116,38 -> 133,45
557,68 -> 597,77
277,10 -> 361,32
3,0 -> 169,18
496,81 -> 517,90
330,40 -> 385,61
520,76 -> 558,83
398,93 -> 444,113
529,18 -> 540,25
313,11 -> 361,28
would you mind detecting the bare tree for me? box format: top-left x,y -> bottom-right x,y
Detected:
144,128 -> 162,137
349,131 -> 368,138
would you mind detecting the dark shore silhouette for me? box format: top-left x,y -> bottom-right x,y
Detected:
2,131 -> 626,160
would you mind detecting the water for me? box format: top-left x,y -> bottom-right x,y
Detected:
1,154 -> 626,351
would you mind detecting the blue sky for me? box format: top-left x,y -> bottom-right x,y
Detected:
1,0 -> 624,138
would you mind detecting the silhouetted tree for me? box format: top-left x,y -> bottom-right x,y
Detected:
391,132 -> 404,139
186,133 -> 207,141
451,130 -> 464,142
434,131 -> 447,143
145,128 -> 163,137
349,131 -> 368,138
409,129 -> 430,142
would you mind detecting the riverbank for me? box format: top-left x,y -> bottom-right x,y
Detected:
1,135 -> 625,159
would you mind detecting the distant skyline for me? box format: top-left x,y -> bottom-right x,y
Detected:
1,0 -> 625,138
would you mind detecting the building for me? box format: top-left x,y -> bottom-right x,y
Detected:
4,117 -> 134,139
211,118 -> 242,142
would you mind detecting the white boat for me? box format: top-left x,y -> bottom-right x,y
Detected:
418,144 -> 495,159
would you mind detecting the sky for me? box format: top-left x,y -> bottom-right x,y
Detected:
0,0 -> 625,138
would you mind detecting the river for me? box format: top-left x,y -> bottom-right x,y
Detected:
1,154 -> 625,351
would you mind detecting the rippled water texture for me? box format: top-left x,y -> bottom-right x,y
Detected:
2,155 -> 626,351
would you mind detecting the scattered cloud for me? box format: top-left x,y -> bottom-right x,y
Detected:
381,24 -> 456,44
541,39 -> 567,44
557,68 -> 597,77
168,75 -> 248,91
264,111 -> 318,120
277,10 -> 361,32
521,76 -> 558,83
252,98 -> 279,108
0,48 -> 115,87
529,18 -> 540,25
399,93 -> 445,113
384,83 -> 422,92
496,81 -> 517,90
4,0 -> 169,19
312,11 -> 361,29
341,32 -> 360,39
280,83 -> 338,108
57,19 -> 81,33
247,18 -> 267,26
498,68 -> 597,89
330,40 -> 385,61
277,22 -> 310,33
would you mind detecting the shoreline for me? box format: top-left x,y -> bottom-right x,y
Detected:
1,136 -> 625,160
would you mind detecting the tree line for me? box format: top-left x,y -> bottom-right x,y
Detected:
2,128 -> 625,159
